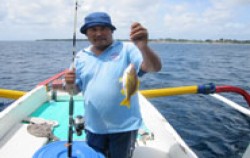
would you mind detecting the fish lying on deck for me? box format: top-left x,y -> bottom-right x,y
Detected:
27,123 -> 59,141
24,117 -> 59,141
120,64 -> 139,108
23,117 -> 59,127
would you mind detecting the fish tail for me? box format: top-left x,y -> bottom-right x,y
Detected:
120,98 -> 130,108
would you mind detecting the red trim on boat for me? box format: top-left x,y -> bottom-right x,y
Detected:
216,86 -> 250,107
37,69 -> 67,86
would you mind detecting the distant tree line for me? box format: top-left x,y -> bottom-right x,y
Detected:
147,38 -> 250,44
38,38 -> 250,44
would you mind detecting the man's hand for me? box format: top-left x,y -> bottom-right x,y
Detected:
65,69 -> 76,85
64,69 -> 80,94
130,22 -> 162,72
130,22 -> 148,48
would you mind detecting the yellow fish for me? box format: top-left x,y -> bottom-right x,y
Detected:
120,64 -> 139,108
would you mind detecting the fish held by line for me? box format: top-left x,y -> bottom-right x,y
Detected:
120,64 -> 139,108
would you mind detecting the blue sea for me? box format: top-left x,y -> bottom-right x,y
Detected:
1,41 -> 250,158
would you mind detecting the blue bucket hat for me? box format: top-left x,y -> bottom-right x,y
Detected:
80,12 -> 116,34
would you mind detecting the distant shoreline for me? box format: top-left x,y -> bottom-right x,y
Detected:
36,38 -> 250,44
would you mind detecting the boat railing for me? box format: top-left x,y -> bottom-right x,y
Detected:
1,70 -> 250,117
37,69 -> 68,91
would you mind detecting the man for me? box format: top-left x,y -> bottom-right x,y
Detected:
65,12 -> 161,158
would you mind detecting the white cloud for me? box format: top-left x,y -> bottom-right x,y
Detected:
160,0 -> 250,40
78,0 -> 164,39
0,0 -> 249,40
0,0 -> 76,40
0,2 -> 8,21
211,0 -> 250,8
6,0 -> 72,26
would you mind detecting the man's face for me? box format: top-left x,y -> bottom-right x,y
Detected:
86,25 -> 113,50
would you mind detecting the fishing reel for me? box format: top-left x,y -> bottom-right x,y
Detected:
73,115 -> 85,136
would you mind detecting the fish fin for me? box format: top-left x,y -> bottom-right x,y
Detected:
119,77 -> 123,82
120,89 -> 125,95
120,98 -> 130,109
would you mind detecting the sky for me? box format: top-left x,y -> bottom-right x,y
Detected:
0,0 -> 250,41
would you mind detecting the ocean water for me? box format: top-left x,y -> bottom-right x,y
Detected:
1,41 -> 250,158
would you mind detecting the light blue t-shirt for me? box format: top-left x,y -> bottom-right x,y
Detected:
74,41 -> 143,134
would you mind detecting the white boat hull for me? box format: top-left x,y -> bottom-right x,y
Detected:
0,85 -> 198,158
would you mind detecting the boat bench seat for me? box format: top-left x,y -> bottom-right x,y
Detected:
0,123 -> 48,158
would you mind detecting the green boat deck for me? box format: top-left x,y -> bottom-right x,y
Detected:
29,98 -> 150,141
31,100 -> 86,140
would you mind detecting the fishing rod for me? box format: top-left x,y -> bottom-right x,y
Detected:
68,0 -> 78,157
72,0 -> 78,63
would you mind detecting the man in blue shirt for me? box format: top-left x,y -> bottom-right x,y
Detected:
65,12 -> 162,158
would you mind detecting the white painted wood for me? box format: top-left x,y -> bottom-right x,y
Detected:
134,94 -> 198,158
3,88 -> 250,158
210,94 -> 250,117
0,86 -> 47,144
0,124 -> 48,158
243,144 -> 250,158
